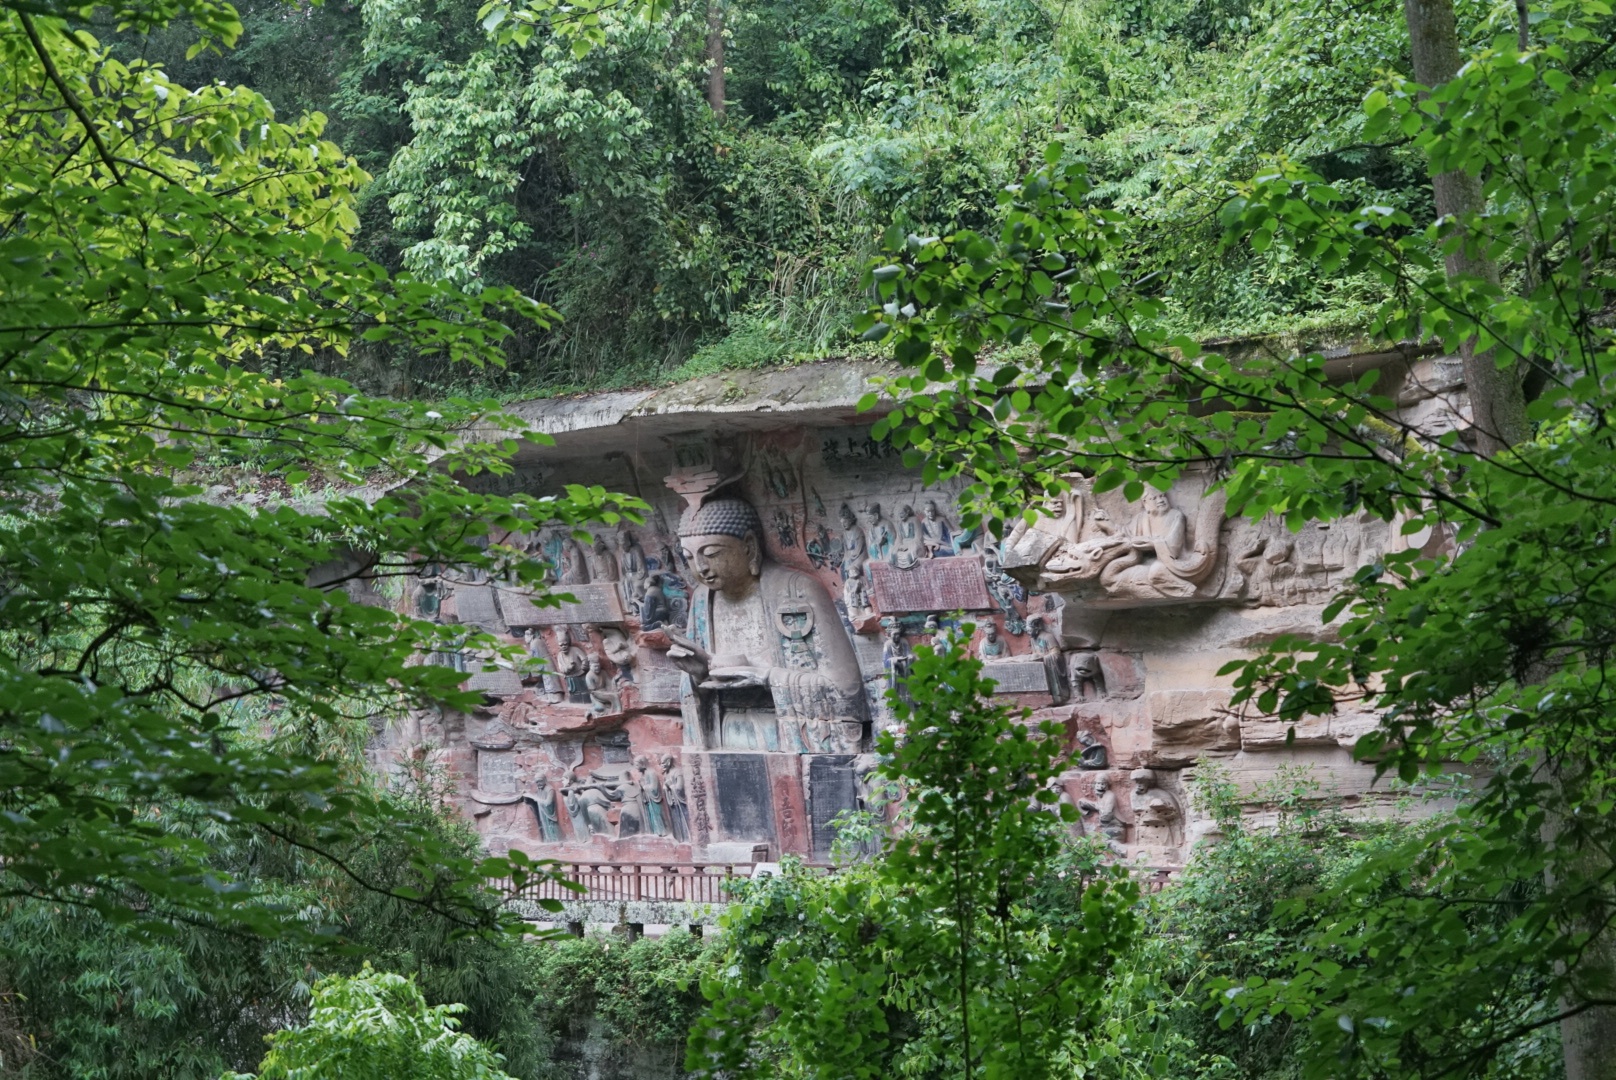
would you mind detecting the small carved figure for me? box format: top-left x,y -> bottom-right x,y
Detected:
598,769 -> 645,838
640,574 -> 672,630
1078,776 -> 1127,855
1237,534 -> 1296,605
838,504 -> 867,580
527,774 -> 564,842
920,499 -> 954,557
557,534 -> 591,586
584,656 -> 619,717
976,621 -> 1009,661
416,578 -> 441,619
599,626 -> 636,683
892,504 -> 925,569
637,755 -> 668,836
554,625 -> 589,700
1028,615 -> 1071,704
1130,768 -> 1185,857
661,754 -> 691,842
861,502 -> 895,563
1070,650 -> 1106,701
806,523 -> 833,569
842,562 -> 872,618
618,531 -> 649,606
568,780 -> 615,838
882,621 -> 912,705
1076,729 -> 1109,770
983,546 -> 1026,630
773,509 -> 797,550
590,537 -> 620,584
523,628 -> 565,702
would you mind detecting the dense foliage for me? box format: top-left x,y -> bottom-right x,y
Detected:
99,0 -> 1512,392
859,1 -> 1616,1074
691,638 -> 1140,1078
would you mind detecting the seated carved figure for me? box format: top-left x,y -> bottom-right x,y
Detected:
1039,487 -> 1226,603
664,486 -> 868,753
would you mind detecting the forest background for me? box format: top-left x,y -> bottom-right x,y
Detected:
7,0 -> 1616,1077
118,0 -> 1447,394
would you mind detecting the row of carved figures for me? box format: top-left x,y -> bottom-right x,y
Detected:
525,755 -> 692,844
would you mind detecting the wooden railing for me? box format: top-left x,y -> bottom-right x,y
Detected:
497,862 -> 748,907
497,861 -> 1180,907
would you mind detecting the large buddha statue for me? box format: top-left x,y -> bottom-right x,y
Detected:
664,486 -> 868,754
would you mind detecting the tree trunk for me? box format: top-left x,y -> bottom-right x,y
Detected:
1402,0 -> 1529,456
705,0 -> 725,116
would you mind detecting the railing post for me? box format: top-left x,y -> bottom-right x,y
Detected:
633,862 -> 643,901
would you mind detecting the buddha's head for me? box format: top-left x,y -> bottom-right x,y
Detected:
679,497 -> 765,600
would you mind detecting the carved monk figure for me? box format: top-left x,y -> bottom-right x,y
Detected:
617,531 -> 648,603
661,754 -> 691,842
838,504 -> 867,580
591,536 -> 621,584
891,504 -> 924,569
920,499 -> 954,557
1079,776 -> 1127,856
554,626 -> 588,698
842,562 -> 872,618
636,755 -> 667,836
976,621 -> 1008,662
861,502 -> 895,563
557,533 -> 591,586
666,490 -> 868,752
527,775 -> 564,842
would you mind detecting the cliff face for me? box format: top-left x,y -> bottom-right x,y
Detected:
371,350 -> 1471,871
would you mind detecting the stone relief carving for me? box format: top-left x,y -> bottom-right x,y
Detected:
557,533 -> 591,586
640,573 -> 673,630
837,504 -> 866,581
1070,651 -> 1106,701
416,404 -> 1446,872
1028,616 -> 1070,705
584,655 -> 619,718
920,499 -> 954,557
661,754 -> 691,842
892,504 -> 924,568
664,476 -> 869,754
523,628 -> 565,702
861,502 -> 895,563
976,621 -> 1008,662
1130,768 -> 1185,858
1040,488 -> 1227,603
617,531 -> 648,606
842,562 -> 872,620
527,774 -> 564,841
1079,775 -> 1126,856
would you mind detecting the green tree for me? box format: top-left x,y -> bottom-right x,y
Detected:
857,1 -> 1616,1075
225,965 -> 518,1080
689,635 -> 1139,1078
0,0 -> 634,938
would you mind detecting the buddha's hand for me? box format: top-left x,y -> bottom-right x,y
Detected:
701,665 -> 771,690
664,629 -> 711,681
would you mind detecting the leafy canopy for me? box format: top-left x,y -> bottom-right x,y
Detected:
689,635 -> 1139,1079
855,2 -> 1616,1073
0,0 -> 636,937
225,965 -> 519,1080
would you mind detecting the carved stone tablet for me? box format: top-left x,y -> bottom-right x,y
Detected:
477,748 -> 517,794
711,754 -> 776,842
867,555 -> 994,613
640,666 -> 684,706
465,668 -> 524,697
807,754 -> 858,860
498,584 -> 625,627
979,660 -> 1051,695
455,584 -> 505,630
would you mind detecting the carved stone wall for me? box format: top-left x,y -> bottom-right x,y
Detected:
372,350 -> 1467,868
